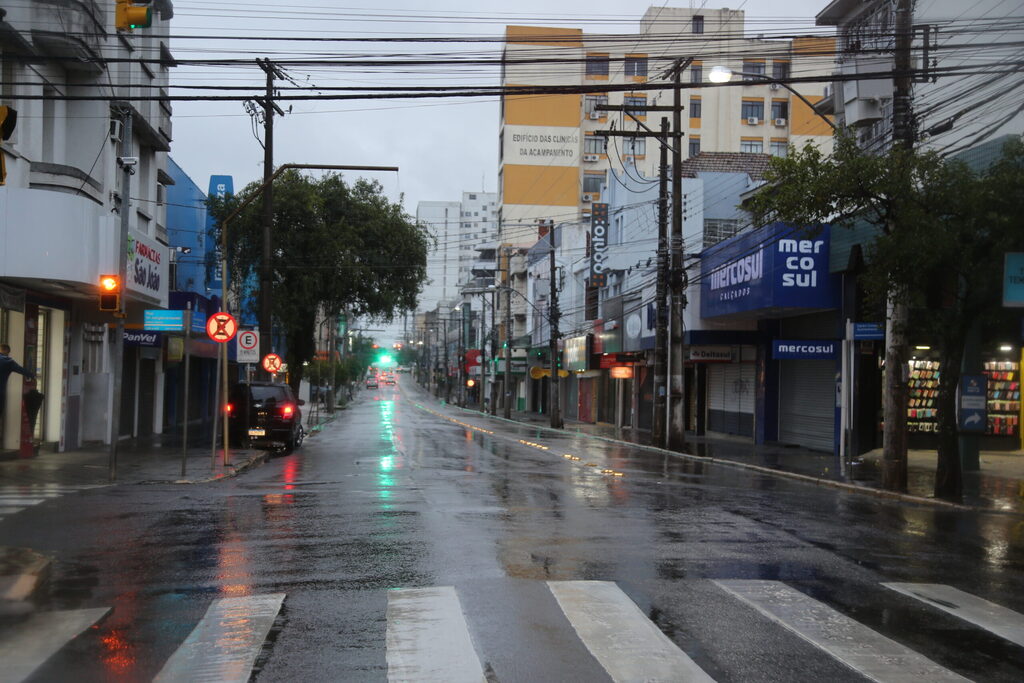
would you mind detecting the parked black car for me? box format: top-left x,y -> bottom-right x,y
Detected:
227,381 -> 305,453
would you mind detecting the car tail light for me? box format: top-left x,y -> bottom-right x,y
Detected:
281,404 -> 295,418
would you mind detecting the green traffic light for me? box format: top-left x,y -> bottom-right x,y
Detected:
379,353 -> 393,364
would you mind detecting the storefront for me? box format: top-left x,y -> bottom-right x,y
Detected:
701,223 -> 840,452
564,335 -> 593,423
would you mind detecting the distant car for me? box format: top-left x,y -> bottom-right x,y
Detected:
366,377 -> 378,388
384,374 -> 396,385
227,382 -> 304,453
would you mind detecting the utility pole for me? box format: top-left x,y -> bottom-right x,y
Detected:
256,58 -> 286,376
652,117 -> 670,448
490,289 -> 498,415
478,301 -> 487,412
548,230 -> 563,429
881,0 -> 915,491
442,318 -> 450,403
504,248 -> 513,419
668,58 -> 687,450
108,107 -> 132,482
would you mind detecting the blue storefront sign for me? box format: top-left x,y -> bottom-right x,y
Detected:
853,322 -> 885,340
772,339 -> 839,360
700,222 -> 837,318
144,309 -> 185,331
958,374 -> 987,432
1004,252 -> 1024,308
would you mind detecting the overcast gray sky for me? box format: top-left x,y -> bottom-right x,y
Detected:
168,1 -> 833,343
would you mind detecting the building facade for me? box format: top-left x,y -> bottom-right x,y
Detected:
1,1 -> 174,454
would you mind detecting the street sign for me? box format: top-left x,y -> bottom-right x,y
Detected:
144,309 -> 184,332
958,374 -> 987,432
262,353 -> 283,374
852,322 -> 885,340
236,329 -> 259,363
206,312 -> 238,343
1004,253 -> 1024,307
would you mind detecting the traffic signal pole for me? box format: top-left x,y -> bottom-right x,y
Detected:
108,108 -> 132,482
548,234 -> 562,429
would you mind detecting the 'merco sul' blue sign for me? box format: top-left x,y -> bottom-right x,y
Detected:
773,339 -> 839,360
700,222 -> 837,318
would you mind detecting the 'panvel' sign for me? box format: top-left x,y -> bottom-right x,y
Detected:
700,222 -> 837,318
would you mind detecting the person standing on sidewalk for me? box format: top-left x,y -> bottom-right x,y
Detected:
0,344 -> 35,441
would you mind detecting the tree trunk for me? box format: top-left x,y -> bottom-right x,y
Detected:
881,292 -> 909,491
934,332 -> 967,501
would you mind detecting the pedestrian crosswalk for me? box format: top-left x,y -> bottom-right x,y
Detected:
0,484 -> 105,523
1,580 -> 1023,682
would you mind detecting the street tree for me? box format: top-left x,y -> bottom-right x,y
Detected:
209,170 -> 431,391
745,134 -> 1024,500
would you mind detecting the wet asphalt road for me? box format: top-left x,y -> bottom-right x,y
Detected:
4,377 -> 1024,681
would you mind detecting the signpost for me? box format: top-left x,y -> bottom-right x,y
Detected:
237,330 -> 260,364
958,374 -> 988,433
262,353 -> 283,375
206,312 -> 237,468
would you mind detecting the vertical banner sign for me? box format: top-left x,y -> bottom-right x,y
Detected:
958,374 -> 987,432
589,202 -> 609,288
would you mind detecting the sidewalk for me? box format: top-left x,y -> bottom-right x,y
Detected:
454,402 -> 1024,514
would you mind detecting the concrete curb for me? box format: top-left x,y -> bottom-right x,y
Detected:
442,402 -> 996,515
0,547 -> 51,605
135,450 -> 272,485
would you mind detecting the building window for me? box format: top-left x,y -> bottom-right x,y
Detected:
740,139 -> 764,154
742,61 -> 766,78
770,140 -> 789,157
704,218 -> 744,248
623,137 -> 646,156
586,53 -> 610,77
689,138 -> 701,156
693,15 -> 704,34
741,100 -> 765,120
583,173 -> 605,194
690,65 -> 702,84
585,94 -> 608,116
623,96 -> 646,117
771,101 -> 789,120
468,194 -> 477,200
625,55 -> 648,77
689,97 -> 701,118
772,61 -> 790,80
584,135 -> 607,154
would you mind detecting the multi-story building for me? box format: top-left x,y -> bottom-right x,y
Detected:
499,7 -> 835,241
1,2 -> 174,454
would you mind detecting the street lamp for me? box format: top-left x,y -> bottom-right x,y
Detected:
707,66 -> 837,132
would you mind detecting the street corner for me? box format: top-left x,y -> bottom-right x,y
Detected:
0,546 -> 52,611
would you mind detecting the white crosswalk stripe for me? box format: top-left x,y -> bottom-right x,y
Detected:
0,485 -> 104,523
549,580 -> 716,682
714,579 -> 970,683
386,586 -> 486,683
153,593 -> 286,683
0,607 -> 111,683
883,582 -> 1024,648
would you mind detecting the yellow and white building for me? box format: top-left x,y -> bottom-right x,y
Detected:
499,7 -> 835,239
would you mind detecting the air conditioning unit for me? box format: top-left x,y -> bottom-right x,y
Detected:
109,119 -> 123,142
774,118 -> 787,127
746,116 -> 760,125
582,154 -> 599,162
581,194 -> 593,202
589,112 -> 602,120
769,83 -> 780,90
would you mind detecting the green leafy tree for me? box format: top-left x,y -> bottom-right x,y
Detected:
209,171 -> 431,391
746,135 -> 1024,500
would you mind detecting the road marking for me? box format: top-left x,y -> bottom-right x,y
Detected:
153,593 -> 285,683
714,580 -> 969,682
0,607 -> 110,683
386,586 -> 486,683
883,582 -> 1024,648
548,580 -> 715,683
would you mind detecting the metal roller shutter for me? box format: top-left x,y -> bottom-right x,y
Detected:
778,359 -> 835,451
707,362 -> 754,437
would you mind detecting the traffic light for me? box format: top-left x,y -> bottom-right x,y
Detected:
99,274 -> 121,312
0,105 -> 15,186
115,0 -> 152,31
